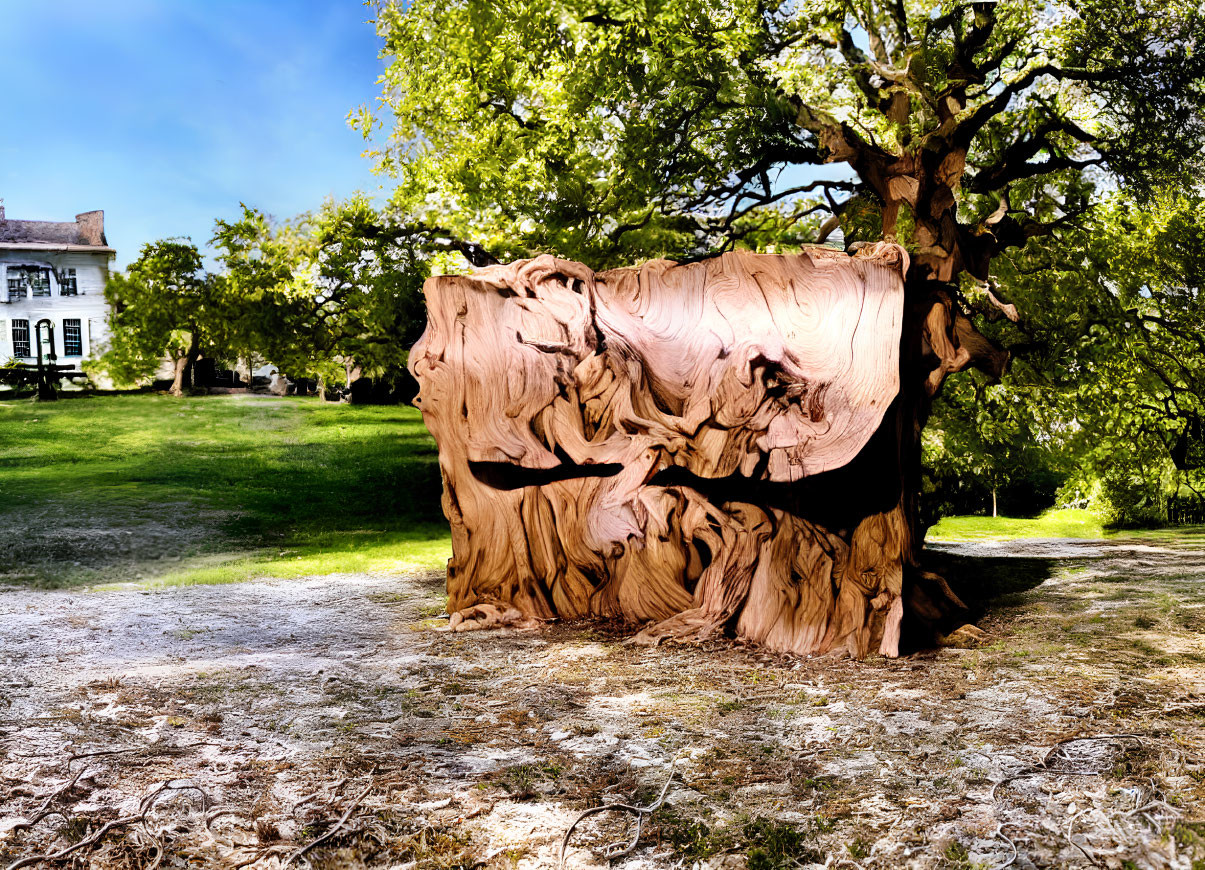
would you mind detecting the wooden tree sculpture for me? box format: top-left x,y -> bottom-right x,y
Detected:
409,243 -> 977,658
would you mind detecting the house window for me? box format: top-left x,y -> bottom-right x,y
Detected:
29,268 -> 50,297
5,267 -> 51,300
63,319 -> 82,356
11,319 -> 30,358
60,269 -> 78,296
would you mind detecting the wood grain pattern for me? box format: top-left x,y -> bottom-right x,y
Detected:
409,245 -> 932,658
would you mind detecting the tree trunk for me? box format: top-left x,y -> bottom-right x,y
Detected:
409,249 -> 997,657
992,488 -> 998,518
342,360 -> 362,404
170,332 -> 200,397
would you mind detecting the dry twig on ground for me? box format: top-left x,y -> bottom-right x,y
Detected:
559,760 -> 677,868
5,778 -> 215,870
286,779 -> 375,866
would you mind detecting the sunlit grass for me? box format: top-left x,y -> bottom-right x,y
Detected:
0,394 -> 449,587
928,508 -> 1105,541
929,508 -> 1205,543
94,527 -> 451,589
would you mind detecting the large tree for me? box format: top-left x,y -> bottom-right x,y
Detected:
360,0 -> 1205,648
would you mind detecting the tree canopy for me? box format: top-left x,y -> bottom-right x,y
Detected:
100,238 -> 225,396
212,197 -> 431,389
358,0 -> 1205,281
948,192 -> 1205,525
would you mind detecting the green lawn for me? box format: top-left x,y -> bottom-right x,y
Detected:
0,394 -> 449,587
929,507 -> 1205,543
927,508 -> 1105,541
4,395 -> 1194,587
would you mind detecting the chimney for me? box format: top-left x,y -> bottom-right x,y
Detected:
75,210 -> 106,246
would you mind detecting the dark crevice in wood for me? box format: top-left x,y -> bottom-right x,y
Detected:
470,460 -> 624,490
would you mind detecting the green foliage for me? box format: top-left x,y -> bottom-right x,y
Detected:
924,371 -> 1068,520
306,196 -> 431,377
99,239 -> 225,387
971,192 -> 1205,525
210,205 -> 309,368
212,197 -> 431,384
98,197 -> 433,392
363,0 -> 811,265
360,0 -> 1205,267
1089,470 -> 1168,529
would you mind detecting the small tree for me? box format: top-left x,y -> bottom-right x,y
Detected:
101,239 -> 224,396
212,198 -> 431,398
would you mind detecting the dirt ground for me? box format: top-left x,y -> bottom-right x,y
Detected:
1,537 -> 1203,869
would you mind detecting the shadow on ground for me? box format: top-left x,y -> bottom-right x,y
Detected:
926,547 -> 1064,610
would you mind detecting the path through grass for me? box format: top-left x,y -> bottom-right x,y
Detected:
0,394 -> 448,587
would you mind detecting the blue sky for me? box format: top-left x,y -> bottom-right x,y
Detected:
0,0 -> 387,268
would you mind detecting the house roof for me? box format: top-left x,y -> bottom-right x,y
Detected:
0,209 -> 115,254
0,220 -> 85,245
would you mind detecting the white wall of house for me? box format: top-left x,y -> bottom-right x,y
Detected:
0,249 -> 112,367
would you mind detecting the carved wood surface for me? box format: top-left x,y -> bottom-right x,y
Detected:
409,245 -> 923,658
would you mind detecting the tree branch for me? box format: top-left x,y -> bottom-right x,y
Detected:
954,63 -> 1128,148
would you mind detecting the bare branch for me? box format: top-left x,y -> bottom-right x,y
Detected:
816,214 -> 842,244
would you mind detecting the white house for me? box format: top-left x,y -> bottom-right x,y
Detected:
0,205 -> 115,368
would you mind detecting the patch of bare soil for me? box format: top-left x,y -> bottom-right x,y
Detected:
1,538 -> 1203,869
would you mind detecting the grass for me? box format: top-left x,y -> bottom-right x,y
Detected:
655,811 -> 829,869
930,508 -> 1205,544
0,393 -> 449,587
928,508 -> 1105,541
4,393 -> 1196,588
